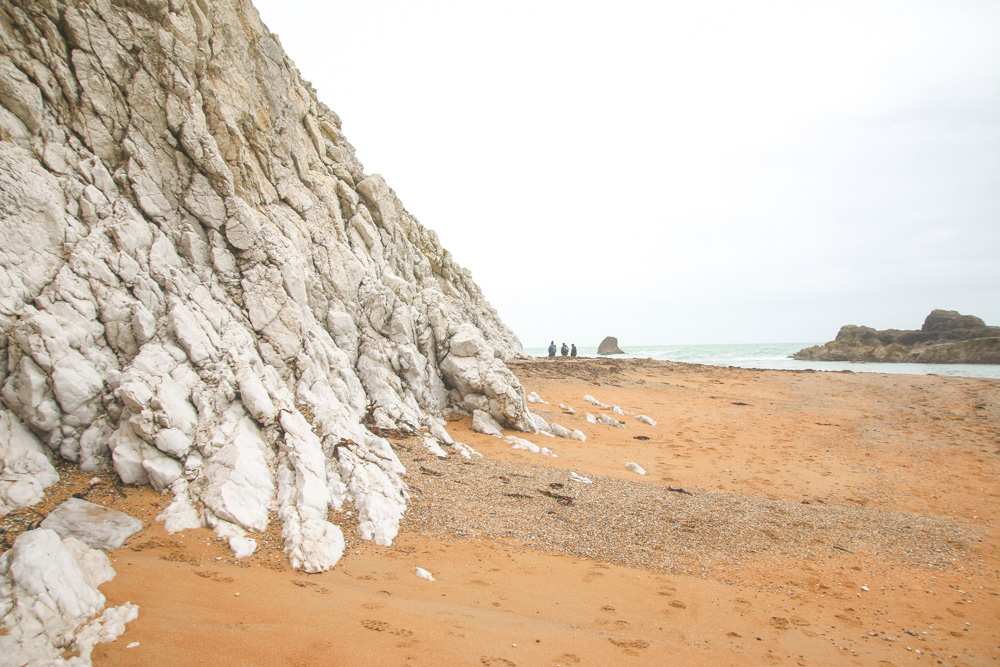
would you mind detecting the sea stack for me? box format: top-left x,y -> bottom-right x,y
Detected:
597,336 -> 625,355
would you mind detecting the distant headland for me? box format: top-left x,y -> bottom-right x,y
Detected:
793,309 -> 1000,364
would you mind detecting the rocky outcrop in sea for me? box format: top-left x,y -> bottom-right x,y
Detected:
597,336 -> 624,355
0,0 -> 540,579
793,309 -> 1000,364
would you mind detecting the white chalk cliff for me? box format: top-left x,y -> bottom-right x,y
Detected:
0,0 -> 536,572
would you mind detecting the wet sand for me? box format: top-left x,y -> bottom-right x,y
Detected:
31,357 -> 998,666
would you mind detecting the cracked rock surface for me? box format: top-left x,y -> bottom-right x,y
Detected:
0,0 -> 535,572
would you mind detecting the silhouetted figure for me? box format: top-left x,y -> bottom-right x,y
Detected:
570,344 -> 577,357
560,343 -> 569,356
548,341 -> 556,357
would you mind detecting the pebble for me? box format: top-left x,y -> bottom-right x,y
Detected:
397,444 -> 974,572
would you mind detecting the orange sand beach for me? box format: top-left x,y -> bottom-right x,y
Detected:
8,357 -> 996,666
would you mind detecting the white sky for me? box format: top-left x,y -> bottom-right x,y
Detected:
253,0 -> 1000,347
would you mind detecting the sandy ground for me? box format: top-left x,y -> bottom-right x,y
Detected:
9,357 -> 997,666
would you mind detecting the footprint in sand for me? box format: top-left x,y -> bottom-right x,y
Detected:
770,617 -> 791,630
361,620 -> 388,632
608,638 -> 650,656
557,654 -> 581,664
479,658 -> 516,666
601,605 -> 616,612
834,614 -> 861,627
669,600 -> 687,609
194,570 -> 234,584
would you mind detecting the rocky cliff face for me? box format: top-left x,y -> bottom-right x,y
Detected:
794,310 -> 1000,364
0,0 -> 536,571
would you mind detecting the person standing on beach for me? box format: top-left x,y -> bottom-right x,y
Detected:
570,344 -> 577,357
560,343 -> 569,356
548,341 -> 556,357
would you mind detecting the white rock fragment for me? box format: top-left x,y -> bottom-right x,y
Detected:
597,414 -> 625,428
40,498 -> 143,551
582,395 -> 610,409
423,437 -> 449,458
0,529 -> 138,665
611,405 -> 626,416
506,435 -> 540,453
569,472 -> 593,484
471,409 -> 504,438
550,423 -> 587,441
558,403 -> 575,414
504,435 -> 556,457
636,415 -> 657,426
625,462 -> 647,475
450,442 -> 482,459
415,567 -> 435,581
584,413 -> 597,424
529,412 -> 554,436
526,392 -> 547,404
0,409 -> 59,513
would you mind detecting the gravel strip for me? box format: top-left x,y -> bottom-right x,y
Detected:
396,442 -> 976,575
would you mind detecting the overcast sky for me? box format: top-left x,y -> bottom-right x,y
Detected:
253,0 -> 1000,347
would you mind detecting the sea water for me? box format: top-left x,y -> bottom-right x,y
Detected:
524,342 -> 1000,380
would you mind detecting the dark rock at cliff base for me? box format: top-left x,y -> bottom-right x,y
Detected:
597,336 -> 625,355
794,310 -> 1000,364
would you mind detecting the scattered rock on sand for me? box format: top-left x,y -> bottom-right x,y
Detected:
550,424 -> 587,441
0,528 -> 139,664
40,498 -> 143,551
472,410 -> 504,438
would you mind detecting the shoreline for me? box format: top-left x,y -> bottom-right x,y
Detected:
14,357 -> 993,666
521,348 -> 1000,380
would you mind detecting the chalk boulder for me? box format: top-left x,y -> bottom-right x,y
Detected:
0,528 -> 138,664
40,498 -> 143,551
